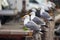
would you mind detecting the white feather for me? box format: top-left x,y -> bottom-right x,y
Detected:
30,12 -> 36,20
24,15 -> 30,25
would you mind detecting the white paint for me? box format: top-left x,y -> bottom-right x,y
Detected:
8,0 -> 22,12
2,0 -> 9,7
0,0 -> 9,10
26,0 -> 40,11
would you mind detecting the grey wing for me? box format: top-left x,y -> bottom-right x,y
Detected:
25,21 -> 40,31
33,17 -> 45,25
41,12 -> 51,19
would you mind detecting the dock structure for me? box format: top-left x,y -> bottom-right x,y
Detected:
46,21 -> 55,40
0,29 -> 33,40
44,9 -> 55,40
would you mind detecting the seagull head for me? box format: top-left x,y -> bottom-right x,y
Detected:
22,15 -> 29,19
30,9 -> 36,16
23,15 -> 30,25
31,8 -> 37,12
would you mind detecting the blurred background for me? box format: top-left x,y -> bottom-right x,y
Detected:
0,0 -> 60,40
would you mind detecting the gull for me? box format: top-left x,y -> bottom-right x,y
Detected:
40,8 -> 53,21
47,1 -> 56,9
23,15 -> 46,33
30,9 -> 48,28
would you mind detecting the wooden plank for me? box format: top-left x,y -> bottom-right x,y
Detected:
0,29 -> 33,35
45,10 -> 55,40
45,21 -> 55,40
49,21 -> 55,40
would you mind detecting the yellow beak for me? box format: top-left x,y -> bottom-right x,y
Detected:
22,16 -> 25,19
22,14 -> 31,18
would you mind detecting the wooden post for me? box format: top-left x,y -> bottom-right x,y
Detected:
49,21 -> 55,40
45,21 -> 55,40
45,9 -> 55,40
